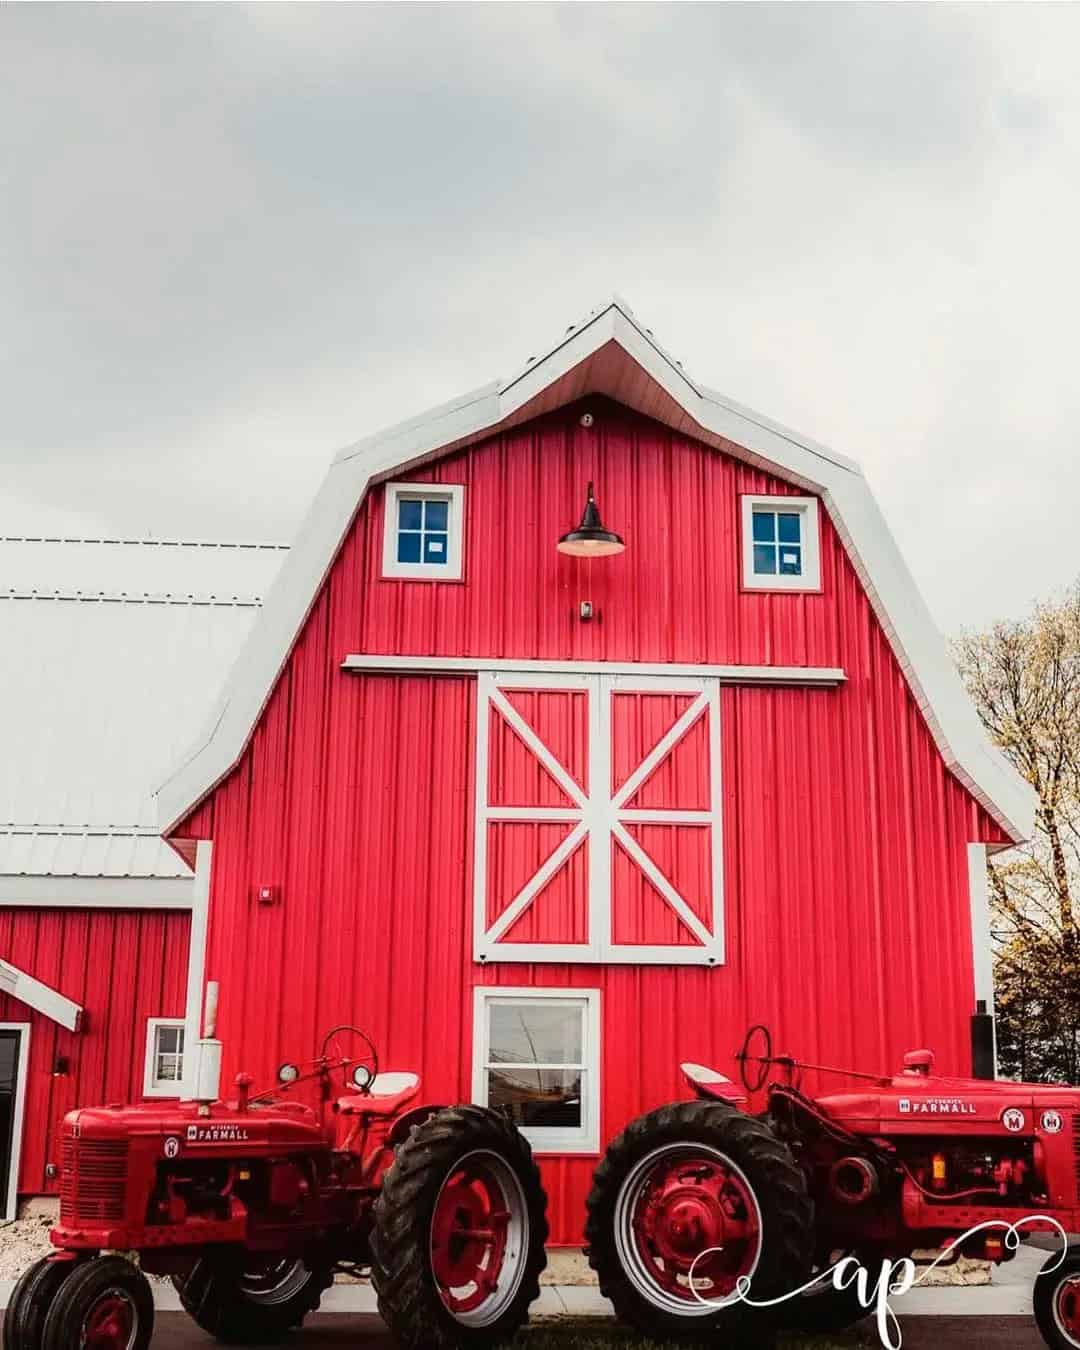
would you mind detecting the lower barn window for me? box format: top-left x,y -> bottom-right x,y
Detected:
144,1018 -> 186,1097
472,988 -> 600,1153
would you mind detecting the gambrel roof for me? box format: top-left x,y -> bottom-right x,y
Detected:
157,298 -> 1036,846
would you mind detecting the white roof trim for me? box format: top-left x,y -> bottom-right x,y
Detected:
157,298 -> 1036,845
0,876 -> 192,907
0,958 -> 82,1031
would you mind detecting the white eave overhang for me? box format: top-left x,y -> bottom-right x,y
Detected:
0,958 -> 82,1031
156,298 -> 1037,847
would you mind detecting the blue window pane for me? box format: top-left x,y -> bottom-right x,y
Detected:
397,531 -> 422,564
752,511 -> 775,542
753,543 -> 777,575
398,499 -> 423,531
423,532 -> 449,564
777,512 -> 801,544
779,546 -> 802,576
424,499 -> 449,531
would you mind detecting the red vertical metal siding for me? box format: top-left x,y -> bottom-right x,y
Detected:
0,907 -> 190,1195
179,397 -> 1006,1243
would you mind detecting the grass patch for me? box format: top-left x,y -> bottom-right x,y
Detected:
510,1321 -> 876,1349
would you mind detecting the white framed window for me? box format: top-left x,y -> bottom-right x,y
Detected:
473,987 -> 600,1154
381,481 -> 465,580
741,495 -> 821,592
144,1018 -> 186,1097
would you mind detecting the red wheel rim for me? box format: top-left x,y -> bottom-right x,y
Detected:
430,1150 -> 523,1321
619,1144 -> 762,1307
81,1290 -> 135,1350
1056,1276 -> 1080,1342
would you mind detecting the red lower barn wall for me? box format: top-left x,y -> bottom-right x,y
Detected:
178,400 -> 1006,1245
0,907 -> 190,1195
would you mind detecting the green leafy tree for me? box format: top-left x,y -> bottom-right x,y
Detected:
954,587 -> 1080,1082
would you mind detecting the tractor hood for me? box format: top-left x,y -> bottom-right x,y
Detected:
816,1070 -> 1078,1139
65,1096 -> 326,1154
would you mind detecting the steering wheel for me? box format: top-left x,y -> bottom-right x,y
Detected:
736,1023 -> 773,1094
320,1025 -> 379,1095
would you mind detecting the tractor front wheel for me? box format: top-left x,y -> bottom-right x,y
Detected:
40,1254 -> 153,1350
1035,1248 -> 1080,1350
4,1254 -> 81,1350
372,1104 -> 549,1349
173,1252 -> 333,1343
585,1099 -> 812,1343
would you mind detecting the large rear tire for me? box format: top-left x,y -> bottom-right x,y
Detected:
4,1254 -> 79,1350
173,1252 -> 333,1343
371,1104 -> 548,1349
1035,1248 -> 1080,1350
585,1099 -> 812,1343
41,1254 -> 154,1350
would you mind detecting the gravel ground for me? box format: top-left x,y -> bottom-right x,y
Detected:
0,1216 -> 54,1279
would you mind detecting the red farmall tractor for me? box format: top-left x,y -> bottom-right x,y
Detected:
585,1026 -> 1080,1349
5,999 -> 548,1350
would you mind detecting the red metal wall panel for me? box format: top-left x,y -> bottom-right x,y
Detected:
179,397 -> 1006,1243
0,907 -> 190,1195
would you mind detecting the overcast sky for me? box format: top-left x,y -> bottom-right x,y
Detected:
3,3 -> 1077,632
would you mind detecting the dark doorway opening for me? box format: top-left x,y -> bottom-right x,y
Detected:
0,1029 -> 24,1218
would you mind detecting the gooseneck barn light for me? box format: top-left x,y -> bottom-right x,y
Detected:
557,482 -> 625,557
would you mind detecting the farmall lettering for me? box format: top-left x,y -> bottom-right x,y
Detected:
897,1097 -> 977,1116
185,1123 -> 251,1143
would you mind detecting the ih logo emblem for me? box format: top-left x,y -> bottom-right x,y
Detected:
163,1136 -> 181,1159
1041,1109 -> 1064,1134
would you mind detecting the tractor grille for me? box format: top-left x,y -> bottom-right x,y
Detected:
1073,1115 -> 1080,1200
60,1137 -> 128,1225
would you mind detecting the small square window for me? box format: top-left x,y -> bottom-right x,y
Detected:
382,483 -> 465,580
741,496 -> 821,591
473,989 -> 600,1154
144,1019 -> 186,1098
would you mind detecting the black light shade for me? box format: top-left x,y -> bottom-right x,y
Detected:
557,482 -> 625,557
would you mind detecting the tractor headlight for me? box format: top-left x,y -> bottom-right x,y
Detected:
352,1064 -> 373,1091
277,1062 -> 300,1085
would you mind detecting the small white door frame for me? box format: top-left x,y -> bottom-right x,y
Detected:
0,1023 -> 30,1221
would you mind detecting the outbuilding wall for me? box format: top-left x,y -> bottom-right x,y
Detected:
0,906 -> 190,1195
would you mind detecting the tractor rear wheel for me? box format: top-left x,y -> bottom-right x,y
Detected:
585,1099 -> 812,1343
173,1252 -> 333,1343
371,1104 -> 548,1349
1035,1247 -> 1080,1349
4,1254 -> 79,1350
40,1253 -> 153,1350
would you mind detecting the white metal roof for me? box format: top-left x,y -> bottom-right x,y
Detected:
1,537 -> 286,879
157,297 -> 1036,846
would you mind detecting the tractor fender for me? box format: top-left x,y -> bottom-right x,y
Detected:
387,1104 -> 448,1149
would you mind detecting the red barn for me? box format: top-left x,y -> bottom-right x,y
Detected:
153,300 -> 1029,1246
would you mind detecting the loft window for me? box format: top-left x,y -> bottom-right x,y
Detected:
144,1019 -> 185,1097
472,988 -> 600,1154
741,495 -> 821,592
381,482 -> 465,580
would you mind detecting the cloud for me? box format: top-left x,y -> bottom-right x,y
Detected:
3,2 -> 1079,630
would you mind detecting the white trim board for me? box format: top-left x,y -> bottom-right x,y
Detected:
0,960 -> 81,1032
180,841 -> 212,1100
0,1024 -> 30,1221
0,876 -> 192,908
157,297 -> 1036,846
343,655 -> 845,687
